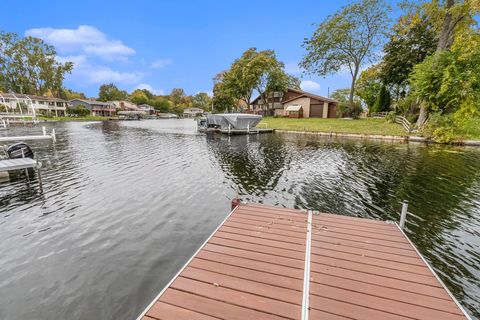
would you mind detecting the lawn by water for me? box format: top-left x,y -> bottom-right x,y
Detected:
259,117 -> 408,136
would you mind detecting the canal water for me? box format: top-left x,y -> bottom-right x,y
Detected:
0,119 -> 479,319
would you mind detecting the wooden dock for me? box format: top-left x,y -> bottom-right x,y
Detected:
137,203 -> 472,320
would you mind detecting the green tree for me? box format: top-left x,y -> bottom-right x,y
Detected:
60,88 -> 86,100
98,83 -> 128,101
372,85 -> 391,113
0,31 -> 73,96
67,105 -> 90,116
212,72 -> 236,112
411,0 -> 479,125
169,88 -> 187,107
356,64 -> 383,110
192,92 -> 212,111
150,96 -> 171,112
300,0 -> 390,117
218,48 -> 292,114
410,29 -> 480,118
129,89 -> 149,105
381,11 -> 437,98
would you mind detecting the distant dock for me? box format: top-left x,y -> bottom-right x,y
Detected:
137,203 -> 472,320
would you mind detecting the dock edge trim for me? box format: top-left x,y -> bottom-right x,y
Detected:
135,204 -> 242,320
301,210 -> 313,320
395,223 -> 473,320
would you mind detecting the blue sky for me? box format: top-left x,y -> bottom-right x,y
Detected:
2,0 -> 397,98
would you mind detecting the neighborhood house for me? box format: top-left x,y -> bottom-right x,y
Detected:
250,88 -> 337,118
183,107 -> 204,118
0,92 -> 68,116
70,99 -> 116,117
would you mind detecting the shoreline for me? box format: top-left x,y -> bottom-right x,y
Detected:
274,129 -> 480,146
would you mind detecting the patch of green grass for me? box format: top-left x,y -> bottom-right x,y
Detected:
38,116 -> 109,121
259,117 -> 408,136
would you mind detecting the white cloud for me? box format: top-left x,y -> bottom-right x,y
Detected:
300,80 -> 321,92
134,83 -> 164,95
57,55 -> 143,84
26,25 -> 135,61
285,62 -> 303,75
151,58 -> 172,69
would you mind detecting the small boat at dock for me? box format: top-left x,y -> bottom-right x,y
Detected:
197,113 -> 273,135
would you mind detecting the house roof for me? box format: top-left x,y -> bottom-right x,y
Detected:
70,99 -> 112,106
0,92 -> 67,102
250,87 -> 337,105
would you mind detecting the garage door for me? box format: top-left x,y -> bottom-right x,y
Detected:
310,104 -> 323,117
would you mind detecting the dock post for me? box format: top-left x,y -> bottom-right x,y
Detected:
400,200 -> 409,230
42,126 -> 46,136
247,123 -> 249,134
228,124 -> 231,135
37,161 -> 43,193
51,129 -> 56,142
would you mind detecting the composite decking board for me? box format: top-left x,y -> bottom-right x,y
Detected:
311,258 -> 440,287
310,283 -> 462,320
145,301 -> 220,320
228,214 -> 308,230
209,236 -> 305,260
312,234 -> 419,257
219,224 -> 306,245
189,259 -> 303,290
312,219 -> 405,237
160,289 -> 288,320
311,240 -> 425,266
310,248 -> 433,276
312,232 -> 415,252
309,273 -> 462,314
181,267 -> 302,304
196,251 -> 304,279
230,217 -> 306,236
138,203 -> 469,320
214,230 -> 306,252
222,220 -> 307,239
171,277 -> 301,319
310,268 -> 451,300
311,247 -> 432,275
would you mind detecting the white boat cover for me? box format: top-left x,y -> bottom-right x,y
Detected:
206,114 -> 262,129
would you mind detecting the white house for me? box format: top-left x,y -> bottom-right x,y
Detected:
183,107 -> 204,118
0,92 -> 69,116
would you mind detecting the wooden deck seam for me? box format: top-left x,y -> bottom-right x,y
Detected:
213,232 -> 306,252
311,244 -> 426,267
208,239 -> 306,261
310,281 -> 463,316
167,287 -> 298,320
228,215 -> 307,233
147,300 -> 224,320
310,270 -> 452,301
312,229 -> 410,244
310,251 -> 434,277
310,260 -> 440,286
202,247 -> 305,270
227,217 -> 307,235
188,264 -> 303,292
195,256 -> 304,280
223,221 -> 307,240
178,273 -> 303,306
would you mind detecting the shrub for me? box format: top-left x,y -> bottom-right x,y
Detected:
422,113 -> 461,143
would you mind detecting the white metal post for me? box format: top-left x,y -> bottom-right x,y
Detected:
400,200 -> 409,230
51,128 -> 56,143
42,126 -> 46,136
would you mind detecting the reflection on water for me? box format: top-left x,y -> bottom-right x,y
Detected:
1,119 -> 479,319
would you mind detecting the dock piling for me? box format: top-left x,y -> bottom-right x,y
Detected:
400,200 -> 409,229
42,126 -> 46,136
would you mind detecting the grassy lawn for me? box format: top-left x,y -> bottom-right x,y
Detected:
260,117 -> 408,136
38,116 -> 109,121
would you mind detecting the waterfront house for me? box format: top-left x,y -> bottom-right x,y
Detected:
70,99 -> 116,117
111,100 -> 138,112
137,104 -> 155,115
250,88 -> 337,118
183,107 -> 204,118
0,92 -> 69,116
